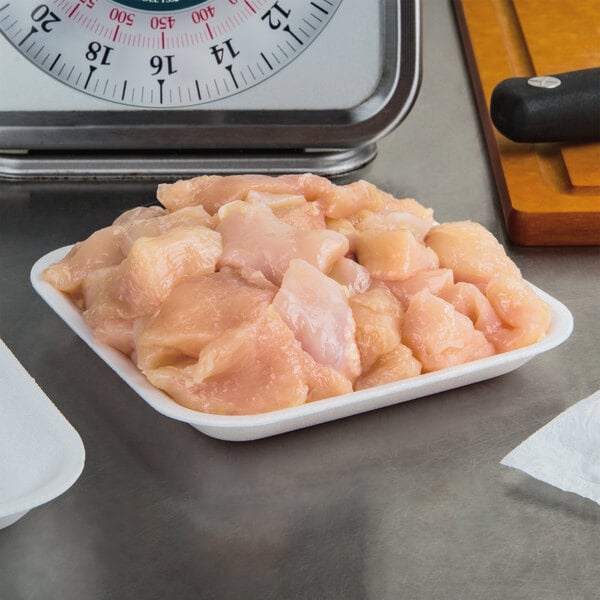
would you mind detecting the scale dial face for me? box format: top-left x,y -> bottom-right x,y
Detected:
0,0 -> 340,108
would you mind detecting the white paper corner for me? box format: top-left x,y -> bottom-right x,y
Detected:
501,389 -> 600,505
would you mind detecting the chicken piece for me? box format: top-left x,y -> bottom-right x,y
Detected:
325,217 -> 359,251
80,265 -> 125,324
80,265 -> 139,354
42,226 -> 125,295
306,362 -> 354,403
245,191 -> 327,229
441,282 -> 504,347
112,205 -> 167,227
318,180 -> 374,219
274,173 -> 334,202
120,206 -> 214,254
355,345 -> 422,391
485,274 -> 552,352
275,201 -> 327,230
325,216 -> 355,236
217,201 -> 348,285
426,221 -> 521,288
157,174 -> 291,214
385,268 -> 454,310
42,205 -> 170,295
402,289 -> 495,372
319,180 -> 435,222
135,269 -> 277,370
157,173 -> 332,214
350,287 -> 403,373
355,229 -> 439,281
319,179 -> 410,220
245,190 -> 306,210
328,258 -> 371,295
94,318 -> 136,357
353,208 -> 433,241
346,209 -> 372,228
272,259 -> 361,380
117,226 -> 221,314
384,198 -> 435,223
83,226 -> 222,327
145,307 -> 352,415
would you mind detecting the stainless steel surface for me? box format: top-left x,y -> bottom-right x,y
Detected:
1,2 -> 599,599
0,145 -> 377,180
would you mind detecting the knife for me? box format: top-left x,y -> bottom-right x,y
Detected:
490,67 -> 600,143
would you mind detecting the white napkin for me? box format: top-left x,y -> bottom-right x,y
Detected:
501,389 -> 600,505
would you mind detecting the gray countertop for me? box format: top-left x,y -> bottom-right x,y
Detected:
1,2 -> 599,599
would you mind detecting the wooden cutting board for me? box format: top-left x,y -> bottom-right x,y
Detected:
453,0 -> 600,245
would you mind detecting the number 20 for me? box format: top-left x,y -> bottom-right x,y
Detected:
31,4 -> 61,32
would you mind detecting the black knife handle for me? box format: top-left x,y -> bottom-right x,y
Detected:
490,67 -> 600,143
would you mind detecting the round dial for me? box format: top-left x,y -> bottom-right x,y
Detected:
0,0 -> 340,108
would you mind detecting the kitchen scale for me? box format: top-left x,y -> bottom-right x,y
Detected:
0,0 -> 421,179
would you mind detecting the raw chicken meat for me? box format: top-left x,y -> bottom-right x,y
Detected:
354,228 -> 439,280
353,208 -> 433,240
157,173 -> 332,214
81,265 -> 128,328
112,205 -> 167,227
217,201 -> 348,285
245,191 -> 327,229
385,198 -> 434,223
324,217 -> 359,251
385,268 -> 455,310
318,179 -> 432,222
402,289 -> 496,372
135,269 -> 276,370
42,205 -> 176,295
94,318 -> 136,357
83,226 -> 221,328
485,274 -> 553,352
442,277 -> 552,353
349,287 -> 403,373
440,282 -> 504,345
328,258 -> 371,295
114,226 -> 221,314
275,201 -> 327,230
318,180 -> 375,219
245,190 -> 306,210
120,205 -> 214,255
355,345 -> 422,391
42,173 -> 553,416
272,259 -> 361,380
426,221 -> 521,288
42,226 -> 125,296
144,307 -> 352,415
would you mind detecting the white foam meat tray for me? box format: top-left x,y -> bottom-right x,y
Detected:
31,246 -> 573,442
0,338 -> 85,529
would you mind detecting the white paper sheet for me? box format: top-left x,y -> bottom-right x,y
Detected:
502,390 -> 600,505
